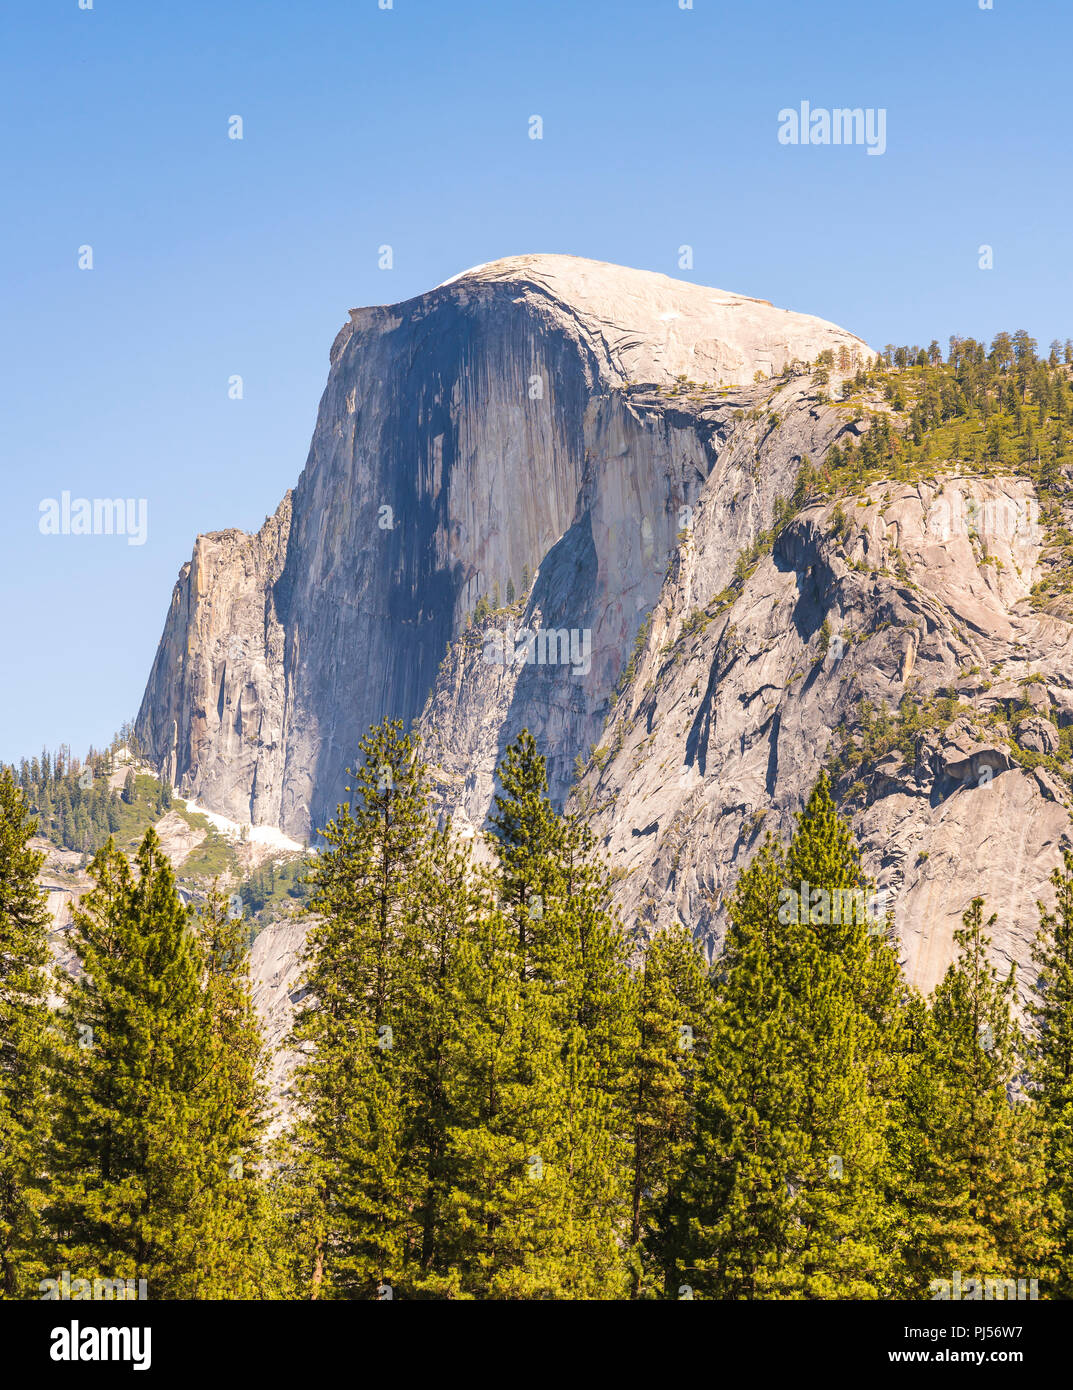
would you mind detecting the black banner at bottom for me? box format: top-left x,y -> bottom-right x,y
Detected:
1,1297 -> 1062,1378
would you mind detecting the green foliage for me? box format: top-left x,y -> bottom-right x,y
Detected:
828,691 -> 963,785
678,776 -> 908,1299
7,711 -> 1073,1301
1029,851 -> 1073,1297
1,742 -> 202,865
613,614 -> 652,699
189,885 -> 277,1296
284,719 -> 427,1298
239,855 -> 313,917
279,723 -> 636,1298
627,922 -> 713,1298
176,822 -> 237,880
0,771 -> 51,1297
896,899 -> 1049,1297
821,335 -> 1073,498
44,829 -> 276,1297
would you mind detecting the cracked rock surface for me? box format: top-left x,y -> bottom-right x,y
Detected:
133,256 -> 1072,1023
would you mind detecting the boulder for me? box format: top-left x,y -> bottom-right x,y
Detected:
1017,717 -> 1060,756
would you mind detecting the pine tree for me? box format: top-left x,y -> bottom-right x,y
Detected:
555,812 -> 635,1058
680,836 -> 804,1299
489,734 -> 633,1064
488,729 -> 562,981
553,1024 -> 630,1298
627,922 -> 713,1298
485,731 -> 633,1296
285,719 -> 427,1297
286,1004 -> 405,1299
191,886 -> 275,1297
45,830 -> 219,1298
1029,851 -> 1073,1296
776,776 -> 907,1297
899,899 -> 1049,1298
433,903 -> 575,1298
681,777 -> 907,1298
0,770 -> 52,1298
401,824 -> 487,1291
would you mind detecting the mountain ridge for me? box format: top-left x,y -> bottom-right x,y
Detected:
134,256 -> 1073,1004
136,255 -> 871,840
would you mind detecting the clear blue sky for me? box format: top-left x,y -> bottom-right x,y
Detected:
1,0 -> 1070,764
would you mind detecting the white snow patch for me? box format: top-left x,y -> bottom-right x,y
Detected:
182,800 -> 305,854
435,262 -> 491,289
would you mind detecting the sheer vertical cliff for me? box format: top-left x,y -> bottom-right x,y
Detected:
136,254 -> 1073,997
137,255 -> 869,841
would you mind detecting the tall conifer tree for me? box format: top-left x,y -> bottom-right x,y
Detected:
192,886 -> 275,1297
286,720 -> 426,1297
900,898 -> 1049,1297
433,904 -> 574,1298
474,731 -> 634,1296
627,922 -> 713,1298
402,825 -> 487,1291
681,778 -> 906,1298
680,837 -> 803,1298
0,770 -> 52,1298
46,830 -> 219,1297
1029,851 -> 1073,1297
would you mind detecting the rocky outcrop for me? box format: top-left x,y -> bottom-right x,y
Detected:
568,474 -> 1073,994
135,254 -> 1073,1012
248,916 -> 307,1134
137,499 -> 293,831
137,255 -> 870,840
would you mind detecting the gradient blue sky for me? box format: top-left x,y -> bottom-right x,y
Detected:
1,0 -> 1070,763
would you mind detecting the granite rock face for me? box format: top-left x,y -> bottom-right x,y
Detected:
137,255 -> 869,839
569,473 -> 1073,994
136,500 -> 293,831
136,254 -> 1073,1005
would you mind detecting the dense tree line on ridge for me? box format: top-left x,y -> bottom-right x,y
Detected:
1,725 -> 170,859
812,329 -> 1073,498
